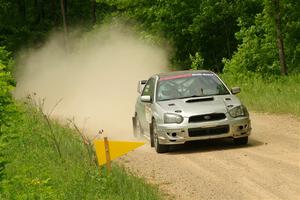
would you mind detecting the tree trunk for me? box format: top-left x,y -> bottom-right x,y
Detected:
41,0 -> 45,22
91,0 -> 97,25
51,0 -> 57,25
17,0 -> 26,24
60,0 -> 68,51
273,0 -> 287,75
223,20 -> 231,58
34,0 -> 41,24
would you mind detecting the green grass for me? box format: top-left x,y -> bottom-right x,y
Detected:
1,103 -> 162,200
221,73 -> 300,118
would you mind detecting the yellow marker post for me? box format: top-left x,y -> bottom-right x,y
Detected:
103,137 -> 111,172
94,138 -> 145,167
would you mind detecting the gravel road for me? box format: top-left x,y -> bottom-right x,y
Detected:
118,112 -> 300,200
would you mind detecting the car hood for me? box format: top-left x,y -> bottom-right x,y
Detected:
156,95 -> 241,117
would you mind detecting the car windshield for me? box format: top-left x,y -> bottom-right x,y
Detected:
156,73 -> 230,101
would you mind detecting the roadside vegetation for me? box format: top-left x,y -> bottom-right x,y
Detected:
222,73 -> 300,117
0,101 -> 162,199
0,46 -> 161,199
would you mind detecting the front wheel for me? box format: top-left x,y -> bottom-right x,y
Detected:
233,136 -> 248,145
151,120 -> 169,153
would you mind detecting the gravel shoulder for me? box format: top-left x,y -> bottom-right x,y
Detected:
118,112 -> 300,200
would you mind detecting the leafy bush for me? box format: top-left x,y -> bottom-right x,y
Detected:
0,46 -> 15,191
223,10 -> 279,74
223,0 -> 300,75
190,52 -> 204,70
0,47 -> 15,126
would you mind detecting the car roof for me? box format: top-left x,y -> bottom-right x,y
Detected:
156,70 -> 213,79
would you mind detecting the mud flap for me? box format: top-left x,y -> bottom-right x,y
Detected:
132,116 -> 137,137
149,122 -> 155,147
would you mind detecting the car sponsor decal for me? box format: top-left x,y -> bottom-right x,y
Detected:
192,73 -> 214,76
160,74 -> 192,81
160,73 -> 214,81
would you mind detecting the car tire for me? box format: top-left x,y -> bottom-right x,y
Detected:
151,120 -> 169,153
234,136 -> 248,145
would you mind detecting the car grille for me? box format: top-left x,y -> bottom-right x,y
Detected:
188,125 -> 230,137
188,113 -> 226,123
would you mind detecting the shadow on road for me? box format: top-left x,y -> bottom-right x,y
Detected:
167,138 -> 264,155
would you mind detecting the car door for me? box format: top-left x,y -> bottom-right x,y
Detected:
138,77 -> 156,135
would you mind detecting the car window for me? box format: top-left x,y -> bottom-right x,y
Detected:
157,73 -> 230,101
142,78 -> 155,99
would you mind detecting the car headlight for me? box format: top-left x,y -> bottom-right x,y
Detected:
164,113 -> 184,124
228,105 -> 248,118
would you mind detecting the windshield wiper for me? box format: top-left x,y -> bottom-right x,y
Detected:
177,95 -> 204,99
158,98 -> 175,101
158,95 -> 202,101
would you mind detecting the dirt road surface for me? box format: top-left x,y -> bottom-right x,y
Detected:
118,112 -> 300,200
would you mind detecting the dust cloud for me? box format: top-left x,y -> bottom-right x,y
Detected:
14,25 -> 169,140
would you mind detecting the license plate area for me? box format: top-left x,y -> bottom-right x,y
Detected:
188,125 -> 230,137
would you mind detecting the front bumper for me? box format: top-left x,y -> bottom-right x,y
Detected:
156,116 -> 251,145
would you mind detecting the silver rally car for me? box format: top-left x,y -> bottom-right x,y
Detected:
132,70 -> 251,153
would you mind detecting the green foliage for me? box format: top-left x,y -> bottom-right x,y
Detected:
282,0 -> 300,72
0,46 -> 15,190
1,103 -> 162,200
0,62 -> 15,135
100,0 -> 262,71
222,72 -> 300,117
0,46 -> 15,128
0,46 -> 14,71
190,52 -> 204,70
224,0 -> 300,74
0,0 -> 97,51
0,0 -> 299,73
223,12 -> 279,74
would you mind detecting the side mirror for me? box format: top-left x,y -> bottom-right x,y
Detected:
137,80 -> 147,94
141,95 -> 151,103
231,87 -> 241,94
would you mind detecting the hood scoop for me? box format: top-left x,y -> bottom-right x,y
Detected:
186,97 -> 214,103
